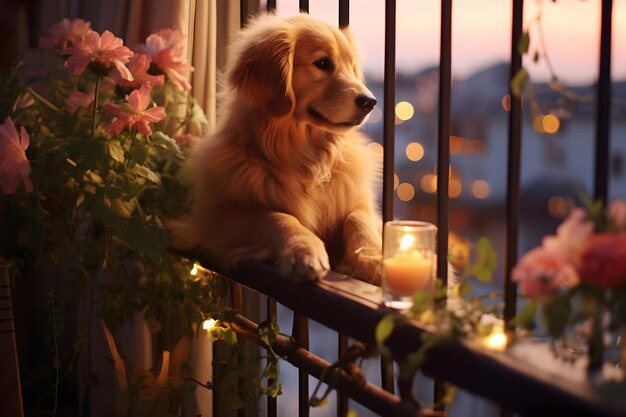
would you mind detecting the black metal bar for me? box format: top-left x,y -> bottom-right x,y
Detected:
504,0 -> 524,333
337,333 -> 349,417
339,0 -> 349,28
230,313 -> 414,417
594,0 -> 613,203
240,0 -> 248,27
381,0 -> 397,395
206,261 -> 626,417
300,0 -> 309,13
434,0 -> 453,410
267,297 -> 278,417
293,313 -> 310,417
382,0 -> 396,225
436,0 -> 452,300
267,0 -> 276,12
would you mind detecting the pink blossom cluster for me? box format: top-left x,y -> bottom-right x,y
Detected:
0,117 -> 32,194
512,203 -> 626,297
40,18 -> 192,91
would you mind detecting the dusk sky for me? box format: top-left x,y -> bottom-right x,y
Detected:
270,0 -> 626,85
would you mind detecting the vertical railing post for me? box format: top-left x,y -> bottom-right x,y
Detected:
338,2 -> 350,414
293,314 -> 310,417
436,0 -> 452,301
433,0 -> 453,409
267,298 -> 278,417
300,0 -> 309,13
594,0 -> 613,204
339,0 -> 349,28
381,0 -> 397,395
504,0 -> 524,332
382,0 -> 396,225
267,0 -> 276,12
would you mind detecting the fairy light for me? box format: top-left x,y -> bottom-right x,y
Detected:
190,264 -> 199,275
203,319 -> 217,331
483,328 -> 508,351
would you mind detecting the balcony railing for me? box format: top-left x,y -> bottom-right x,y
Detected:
202,1 -> 624,417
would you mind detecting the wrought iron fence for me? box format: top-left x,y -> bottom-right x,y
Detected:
204,1 -> 621,416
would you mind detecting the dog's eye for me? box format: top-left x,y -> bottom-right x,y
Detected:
314,57 -> 333,72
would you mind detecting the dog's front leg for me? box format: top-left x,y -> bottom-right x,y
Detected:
206,208 -> 330,282
338,209 -> 383,285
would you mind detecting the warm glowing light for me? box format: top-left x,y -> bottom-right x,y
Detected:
471,179 -> 491,199
501,94 -> 511,112
534,114 -> 561,134
449,178 -> 462,198
399,233 -> 415,251
190,264 -> 199,275
394,174 -> 399,190
406,142 -> 425,161
202,319 -> 217,331
367,142 -> 384,156
548,196 -> 573,218
395,101 -> 415,121
542,114 -> 560,133
483,330 -> 508,351
397,182 -> 415,201
420,174 -> 437,193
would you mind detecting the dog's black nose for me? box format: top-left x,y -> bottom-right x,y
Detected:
356,94 -> 377,112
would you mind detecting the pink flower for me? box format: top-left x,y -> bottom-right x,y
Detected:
0,117 -> 33,194
173,133 -> 200,147
578,233 -> 626,288
109,53 -> 164,90
541,208 -> 594,265
62,30 -> 134,81
65,91 -> 94,113
511,247 -> 580,298
102,85 -> 166,135
135,29 -> 194,91
609,200 -> 626,230
39,18 -> 91,49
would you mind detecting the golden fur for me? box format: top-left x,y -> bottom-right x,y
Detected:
167,13 -> 382,283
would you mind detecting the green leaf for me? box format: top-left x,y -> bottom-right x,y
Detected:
134,165 -> 161,184
110,198 -> 135,218
129,143 -> 150,165
375,315 -> 395,348
120,217 -> 169,263
471,237 -> 497,283
410,291 -> 430,315
106,140 -> 125,163
541,294 -> 571,337
514,300 -> 537,330
518,31 -> 530,55
511,68 -> 529,98
151,131 -> 181,154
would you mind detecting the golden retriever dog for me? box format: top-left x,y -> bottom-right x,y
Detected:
167,13 -> 382,283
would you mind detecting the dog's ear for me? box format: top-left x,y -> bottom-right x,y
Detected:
229,31 -> 295,117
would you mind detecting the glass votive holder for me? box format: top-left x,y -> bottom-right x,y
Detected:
382,220 -> 436,310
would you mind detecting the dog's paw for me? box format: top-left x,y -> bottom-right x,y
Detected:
277,235 -> 330,282
337,253 -> 383,285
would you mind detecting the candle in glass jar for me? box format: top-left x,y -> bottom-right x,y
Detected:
383,234 -> 433,294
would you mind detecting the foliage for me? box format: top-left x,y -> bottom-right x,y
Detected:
0,18 -> 276,411
374,237 -> 499,406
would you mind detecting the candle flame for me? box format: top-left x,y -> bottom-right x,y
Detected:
400,234 -> 415,251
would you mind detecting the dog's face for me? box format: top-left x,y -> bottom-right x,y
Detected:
228,14 -> 376,133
